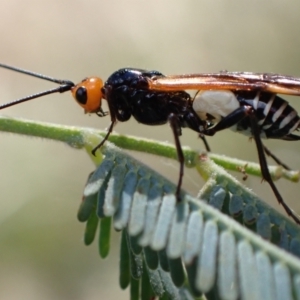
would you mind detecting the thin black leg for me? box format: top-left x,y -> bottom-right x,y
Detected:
250,115 -> 300,224
200,135 -> 211,152
263,144 -> 291,170
203,106 -> 250,136
168,113 -> 184,201
92,120 -> 115,156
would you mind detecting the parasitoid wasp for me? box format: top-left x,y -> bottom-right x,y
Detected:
1,63 -> 300,224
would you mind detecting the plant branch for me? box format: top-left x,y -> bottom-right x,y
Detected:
0,115 -> 298,182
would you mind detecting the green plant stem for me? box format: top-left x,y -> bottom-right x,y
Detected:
208,153 -> 299,182
0,115 -> 298,182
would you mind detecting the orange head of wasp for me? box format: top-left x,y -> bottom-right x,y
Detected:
71,77 -> 104,114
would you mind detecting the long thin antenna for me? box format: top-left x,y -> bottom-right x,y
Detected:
0,63 -> 75,109
0,85 -> 73,110
0,63 -> 74,86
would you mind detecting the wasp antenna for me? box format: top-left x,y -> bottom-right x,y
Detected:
0,63 -> 75,110
0,84 -> 74,110
0,63 -> 74,86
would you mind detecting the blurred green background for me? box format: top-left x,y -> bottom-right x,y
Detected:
1,1 -> 300,299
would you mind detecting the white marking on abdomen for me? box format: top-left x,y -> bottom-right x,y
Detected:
263,94 -> 275,117
193,90 -> 240,121
272,102 -> 288,123
262,124 -> 272,130
279,110 -> 297,129
289,119 -> 300,134
257,94 -> 275,126
252,92 -> 260,110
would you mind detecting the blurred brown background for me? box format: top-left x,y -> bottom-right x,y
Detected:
1,1 -> 300,299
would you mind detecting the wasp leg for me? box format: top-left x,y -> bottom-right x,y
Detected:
199,135 -> 211,152
199,105 -> 291,169
250,115 -> 300,224
91,120 -> 116,156
199,105 -> 300,223
263,145 -> 291,170
202,106 -> 250,136
96,108 -> 109,117
168,113 -> 184,202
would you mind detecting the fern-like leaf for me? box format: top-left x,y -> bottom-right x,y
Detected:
79,143 -> 300,300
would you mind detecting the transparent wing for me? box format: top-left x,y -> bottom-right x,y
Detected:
148,72 -> 300,95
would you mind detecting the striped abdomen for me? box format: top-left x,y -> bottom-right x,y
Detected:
193,90 -> 300,140
235,91 -> 300,139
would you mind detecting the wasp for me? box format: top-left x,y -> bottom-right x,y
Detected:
1,64 -> 300,224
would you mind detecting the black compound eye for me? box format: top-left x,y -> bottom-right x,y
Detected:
75,86 -> 87,104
